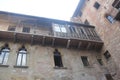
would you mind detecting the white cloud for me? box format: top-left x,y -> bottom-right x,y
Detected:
0,0 -> 79,21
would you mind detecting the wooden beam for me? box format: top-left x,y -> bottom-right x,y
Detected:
66,40 -> 70,48
42,36 -> 45,45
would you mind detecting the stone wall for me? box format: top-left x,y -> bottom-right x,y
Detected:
72,0 -> 120,80
0,42 -> 107,80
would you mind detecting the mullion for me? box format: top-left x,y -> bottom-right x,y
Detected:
20,52 -> 23,66
22,53 -> 27,66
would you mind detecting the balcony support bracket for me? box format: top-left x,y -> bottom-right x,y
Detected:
31,35 -> 34,45
42,36 -> 45,45
14,32 -> 17,43
66,40 -> 70,48
86,42 -> 91,50
78,41 -> 82,49
52,38 -> 55,46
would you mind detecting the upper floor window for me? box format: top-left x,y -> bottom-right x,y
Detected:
81,56 -> 89,66
94,2 -> 100,9
112,0 -> 120,9
84,19 -> 90,25
53,49 -> 63,67
53,24 -> 67,33
106,15 -> 115,23
8,26 -> 16,31
104,51 -> 111,60
22,27 -> 30,33
16,46 -> 27,66
114,11 -> 120,21
0,44 -> 10,65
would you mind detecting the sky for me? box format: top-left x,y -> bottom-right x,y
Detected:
0,0 -> 80,21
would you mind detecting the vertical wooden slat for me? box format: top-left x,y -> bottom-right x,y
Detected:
88,28 -> 95,40
81,27 -> 89,39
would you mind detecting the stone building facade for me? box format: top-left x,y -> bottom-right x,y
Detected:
0,11 -> 112,80
72,0 -> 120,80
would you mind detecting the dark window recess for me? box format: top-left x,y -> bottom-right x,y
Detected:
97,59 -> 103,65
84,20 -> 90,25
81,56 -> 89,66
104,51 -> 111,60
8,26 -> 16,31
105,74 -> 114,80
69,26 -> 76,33
106,15 -> 115,23
112,0 -> 120,9
54,49 -> 63,67
114,11 -> 120,21
22,27 -> 30,33
94,2 -> 100,9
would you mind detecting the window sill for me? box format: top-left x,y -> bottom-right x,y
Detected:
54,66 -> 67,69
14,65 -> 28,68
0,64 -> 9,67
84,66 -> 93,68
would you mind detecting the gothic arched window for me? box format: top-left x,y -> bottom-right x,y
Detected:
0,44 -> 10,65
16,46 -> 27,66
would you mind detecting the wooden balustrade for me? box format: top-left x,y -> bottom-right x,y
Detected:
53,27 -> 102,42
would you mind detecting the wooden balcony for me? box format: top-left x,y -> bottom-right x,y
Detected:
0,30 -> 103,51
0,11 -> 103,51
54,29 -> 102,42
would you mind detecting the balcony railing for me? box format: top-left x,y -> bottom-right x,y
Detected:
0,25 -> 103,51
54,32 -> 101,42
53,26 -> 102,42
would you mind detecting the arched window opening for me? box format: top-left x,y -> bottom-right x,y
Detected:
54,49 -> 63,67
0,44 -> 10,65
